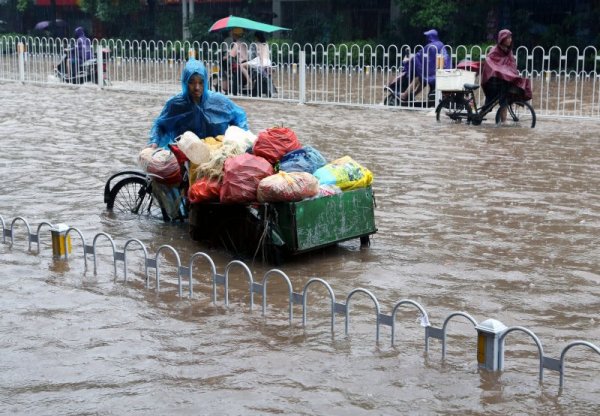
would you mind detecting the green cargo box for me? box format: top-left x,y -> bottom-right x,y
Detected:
189,186 -> 377,263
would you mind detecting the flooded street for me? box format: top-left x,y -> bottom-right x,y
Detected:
1,82 -> 599,414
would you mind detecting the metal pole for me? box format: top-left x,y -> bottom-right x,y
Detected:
299,50 -> 306,104
182,0 -> 188,41
96,45 -> 104,86
18,42 -> 25,82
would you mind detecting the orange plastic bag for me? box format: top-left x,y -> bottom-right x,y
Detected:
188,177 -> 221,203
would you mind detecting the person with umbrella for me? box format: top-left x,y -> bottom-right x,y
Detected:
242,31 -> 272,73
209,16 -> 290,94
147,58 -> 249,149
229,27 -> 250,87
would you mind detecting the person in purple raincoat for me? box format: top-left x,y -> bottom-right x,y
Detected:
400,29 -> 450,101
70,26 -> 92,75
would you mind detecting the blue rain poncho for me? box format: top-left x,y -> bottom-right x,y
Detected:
148,59 -> 249,148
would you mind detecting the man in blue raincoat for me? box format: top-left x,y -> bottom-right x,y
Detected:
148,58 -> 249,148
400,29 -> 451,101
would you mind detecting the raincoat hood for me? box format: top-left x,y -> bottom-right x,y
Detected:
74,26 -> 85,38
180,58 -> 210,103
424,29 -> 439,43
497,29 -> 512,46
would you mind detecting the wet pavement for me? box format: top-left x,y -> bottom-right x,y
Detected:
0,82 -> 599,414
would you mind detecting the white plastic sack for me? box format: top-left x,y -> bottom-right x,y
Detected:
223,125 -> 256,151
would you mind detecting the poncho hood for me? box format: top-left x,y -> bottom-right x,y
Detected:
497,29 -> 512,47
180,58 -> 210,103
74,26 -> 85,38
424,29 -> 439,43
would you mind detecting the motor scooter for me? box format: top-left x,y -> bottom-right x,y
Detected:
213,58 -> 276,97
55,46 -> 111,85
383,56 -> 436,108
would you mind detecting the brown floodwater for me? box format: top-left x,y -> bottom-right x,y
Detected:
0,82 -> 599,415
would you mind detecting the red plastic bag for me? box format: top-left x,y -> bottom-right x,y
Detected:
168,144 -> 189,165
188,177 -> 221,203
252,127 -> 302,164
220,154 -> 274,203
257,171 -> 319,202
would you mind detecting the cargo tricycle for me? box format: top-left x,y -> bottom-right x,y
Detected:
104,170 -> 377,263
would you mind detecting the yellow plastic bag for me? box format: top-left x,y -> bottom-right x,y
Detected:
313,156 -> 373,191
204,135 -> 224,151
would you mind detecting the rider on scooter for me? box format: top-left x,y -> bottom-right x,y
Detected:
400,29 -> 451,102
70,26 -> 92,76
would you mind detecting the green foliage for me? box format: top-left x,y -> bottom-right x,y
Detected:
327,40 -> 375,66
0,34 -> 19,54
154,7 -> 180,41
16,0 -> 32,12
454,43 -> 494,63
395,0 -> 457,30
186,15 -> 222,44
80,0 -> 142,23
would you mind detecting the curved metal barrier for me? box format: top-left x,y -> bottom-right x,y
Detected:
1,214 -> 599,393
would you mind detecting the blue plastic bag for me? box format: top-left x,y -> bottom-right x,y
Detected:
279,146 -> 327,173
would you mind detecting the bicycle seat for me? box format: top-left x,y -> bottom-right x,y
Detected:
463,83 -> 480,91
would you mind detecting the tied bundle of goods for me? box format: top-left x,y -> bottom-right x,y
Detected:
138,148 -> 181,185
187,125 -> 374,205
187,125 -> 377,261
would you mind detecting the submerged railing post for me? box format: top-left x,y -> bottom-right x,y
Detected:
299,50 -> 306,104
50,223 -> 72,259
476,318 -> 507,371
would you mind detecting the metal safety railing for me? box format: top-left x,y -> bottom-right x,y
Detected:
1,213 -> 599,393
2,35 -> 600,118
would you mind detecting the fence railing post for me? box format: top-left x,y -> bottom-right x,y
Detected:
18,42 -> 25,82
299,50 -> 306,104
96,45 -> 104,87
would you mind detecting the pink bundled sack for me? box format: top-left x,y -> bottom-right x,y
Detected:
140,148 -> 181,186
257,171 -> 320,203
220,153 -> 275,203
252,127 -> 302,164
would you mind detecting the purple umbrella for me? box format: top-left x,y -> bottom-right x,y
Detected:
34,19 -> 66,31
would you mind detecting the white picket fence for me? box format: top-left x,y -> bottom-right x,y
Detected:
1,35 -> 600,118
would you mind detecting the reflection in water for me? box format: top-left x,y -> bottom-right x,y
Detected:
0,82 -> 599,414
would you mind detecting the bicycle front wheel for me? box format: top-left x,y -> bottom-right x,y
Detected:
496,101 -> 536,128
435,94 -> 471,123
107,176 -> 167,221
